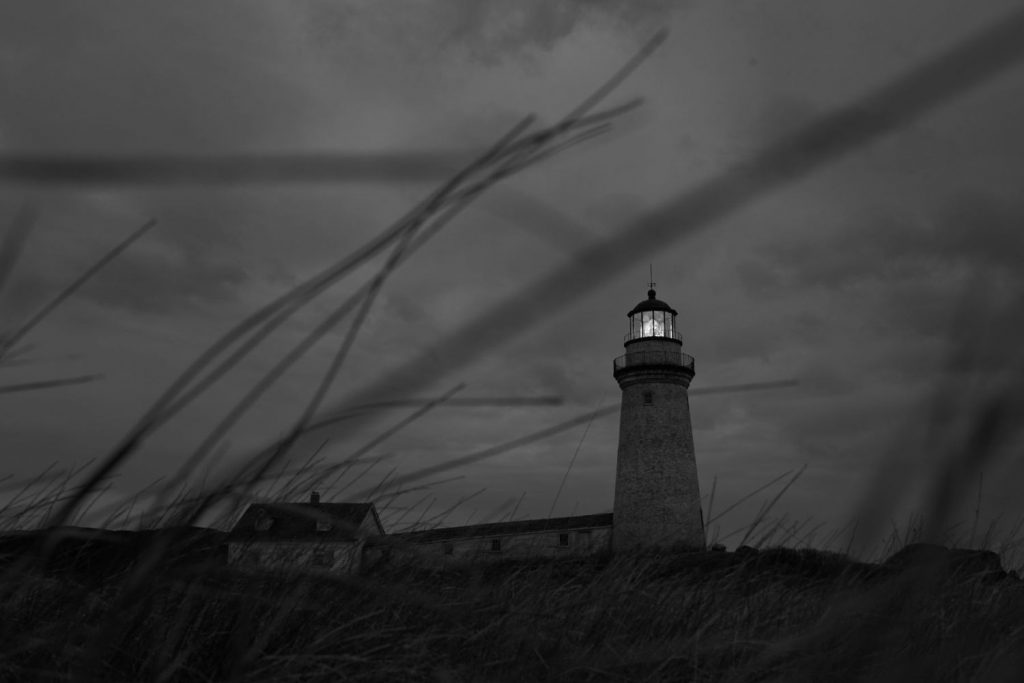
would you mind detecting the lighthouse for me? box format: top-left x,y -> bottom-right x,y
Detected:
612,284 -> 705,551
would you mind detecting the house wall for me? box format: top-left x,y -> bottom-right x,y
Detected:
358,514 -> 383,537
227,540 -> 364,574
366,526 -> 612,568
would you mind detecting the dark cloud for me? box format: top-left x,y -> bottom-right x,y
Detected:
0,4 -> 348,314
444,0 -> 679,63
0,196 -> 255,319
740,95 -> 823,151
734,191 -> 1024,335
2,242 -> 248,319
299,0 -> 680,66
0,3 -> 307,153
82,238 -> 249,316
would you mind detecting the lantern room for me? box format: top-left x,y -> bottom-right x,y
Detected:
625,288 -> 682,344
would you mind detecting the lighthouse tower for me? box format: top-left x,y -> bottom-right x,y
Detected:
612,284 -> 705,551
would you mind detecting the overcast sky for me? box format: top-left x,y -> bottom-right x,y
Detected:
2,1 -> 1023,554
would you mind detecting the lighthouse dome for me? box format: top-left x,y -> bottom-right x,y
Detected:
627,288 -> 678,317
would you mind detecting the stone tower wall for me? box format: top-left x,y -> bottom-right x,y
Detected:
613,340 -> 705,551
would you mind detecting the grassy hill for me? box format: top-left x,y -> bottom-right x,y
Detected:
1,529 -> 1022,682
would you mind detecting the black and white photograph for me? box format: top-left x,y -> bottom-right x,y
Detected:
2,2 -> 1024,680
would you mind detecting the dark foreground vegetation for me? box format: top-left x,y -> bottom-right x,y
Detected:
1,529 -> 1023,682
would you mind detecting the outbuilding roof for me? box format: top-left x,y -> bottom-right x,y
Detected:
375,512 -> 613,545
228,502 -> 383,541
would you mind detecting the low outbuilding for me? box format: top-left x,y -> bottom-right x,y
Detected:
365,512 -> 613,568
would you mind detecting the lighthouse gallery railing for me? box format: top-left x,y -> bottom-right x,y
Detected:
613,350 -> 695,373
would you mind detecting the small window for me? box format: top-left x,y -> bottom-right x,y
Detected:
312,549 -> 333,567
442,542 -> 454,555
490,539 -> 501,553
643,391 -> 653,405
558,533 -> 569,547
254,513 -> 273,531
316,520 -> 333,532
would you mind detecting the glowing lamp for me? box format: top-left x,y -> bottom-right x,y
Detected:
625,288 -> 679,343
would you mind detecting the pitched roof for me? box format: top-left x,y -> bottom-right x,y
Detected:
377,512 -> 613,545
228,502 -> 382,541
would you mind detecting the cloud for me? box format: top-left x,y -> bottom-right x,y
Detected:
733,191 -> 1024,336
0,195 -> 258,320
82,237 -> 249,316
444,0 -> 679,63
0,3 -> 312,153
298,0 -> 681,66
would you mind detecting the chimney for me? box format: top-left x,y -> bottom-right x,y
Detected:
310,491 -> 320,505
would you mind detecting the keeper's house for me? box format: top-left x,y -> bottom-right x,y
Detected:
226,495 -> 384,574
